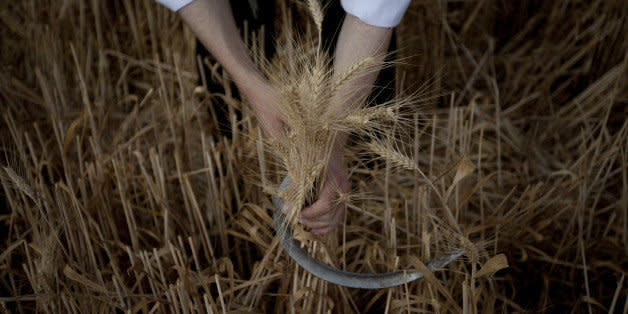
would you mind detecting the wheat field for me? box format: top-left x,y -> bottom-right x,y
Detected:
1,0 -> 627,313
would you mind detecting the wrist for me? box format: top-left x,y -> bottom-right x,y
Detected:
233,71 -> 268,101
232,65 -> 265,88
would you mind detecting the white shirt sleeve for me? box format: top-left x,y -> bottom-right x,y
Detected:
156,0 -> 194,11
156,0 -> 410,28
341,0 -> 411,28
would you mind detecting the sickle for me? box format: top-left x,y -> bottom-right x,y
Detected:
273,176 -> 464,289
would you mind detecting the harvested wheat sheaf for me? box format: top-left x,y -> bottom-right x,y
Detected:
0,0 -> 627,313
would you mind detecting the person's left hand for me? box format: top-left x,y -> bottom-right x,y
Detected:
296,156 -> 351,235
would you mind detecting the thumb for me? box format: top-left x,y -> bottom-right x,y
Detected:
281,201 -> 291,214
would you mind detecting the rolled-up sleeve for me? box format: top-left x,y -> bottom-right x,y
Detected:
341,0 -> 411,28
156,0 -> 194,11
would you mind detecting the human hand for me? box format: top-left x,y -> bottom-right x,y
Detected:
294,155 -> 351,235
240,79 -> 287,140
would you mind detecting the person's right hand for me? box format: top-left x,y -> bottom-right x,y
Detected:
240,79 -> 287,140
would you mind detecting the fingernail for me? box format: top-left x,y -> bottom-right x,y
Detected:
281,203 -> 289,214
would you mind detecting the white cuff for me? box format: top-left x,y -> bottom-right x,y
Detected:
340,0 -> 411,28
156,0 -> 194,11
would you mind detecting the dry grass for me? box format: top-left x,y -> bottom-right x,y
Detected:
1,0 -> 627,313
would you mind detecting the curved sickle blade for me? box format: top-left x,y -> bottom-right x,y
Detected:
273,176 -> 464,289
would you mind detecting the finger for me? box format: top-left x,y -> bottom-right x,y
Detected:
300,211 -> 335,228
300,191 -> 334,219
281,201 -> 291,214
311,226 -> 333,235
280,182 -> 297,214
301,203 -> 333,220
301,206 -> 344,229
